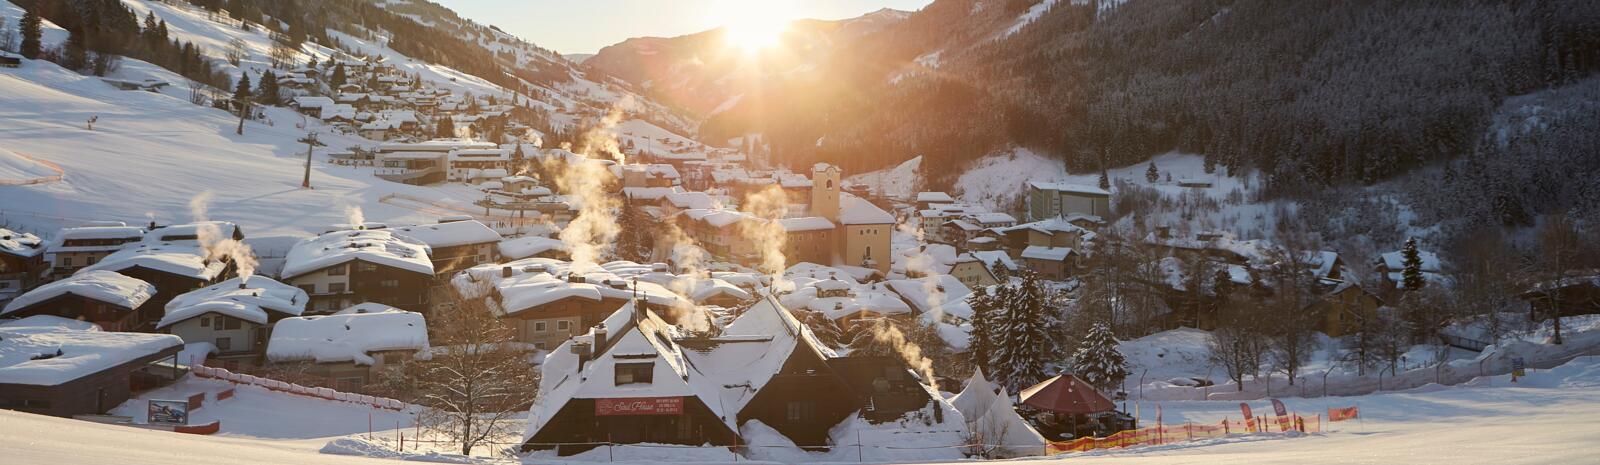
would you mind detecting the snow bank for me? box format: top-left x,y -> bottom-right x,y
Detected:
319,437 -> 478,463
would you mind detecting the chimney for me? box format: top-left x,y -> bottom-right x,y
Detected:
593,324 -> 608,352
572,341 -> 592,371
502,266 -> 514,278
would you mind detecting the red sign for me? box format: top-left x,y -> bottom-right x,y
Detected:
1328,406 -> 1359,422
595,397 -> 684,416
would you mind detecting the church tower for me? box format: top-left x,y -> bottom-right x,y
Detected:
810,163 -> 840,222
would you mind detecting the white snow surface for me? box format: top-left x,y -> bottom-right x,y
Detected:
2,270 -> 156,315
265,306 -> 428,365
390,220 -> 502,249
281,229 -> 434,280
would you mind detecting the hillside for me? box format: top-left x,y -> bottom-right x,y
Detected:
0,0 -> 713,237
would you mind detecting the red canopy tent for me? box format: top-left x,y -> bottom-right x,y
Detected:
1019,375 -> 1114,414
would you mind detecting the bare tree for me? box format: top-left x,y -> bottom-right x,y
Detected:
1209,298 -> 1267,391
411,287 -> 539,455
225,37 -> 247,67
1371,307 -> 1412,376
1526,215 -> 1591,345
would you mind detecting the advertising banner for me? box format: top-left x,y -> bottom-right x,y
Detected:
148,399 -> 189,425
595,397 -> 684,416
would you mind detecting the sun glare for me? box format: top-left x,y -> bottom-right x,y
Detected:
712,0 -> 796,53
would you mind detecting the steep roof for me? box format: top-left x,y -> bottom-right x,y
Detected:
838,193 -> 895,225
453,259 -> 685,316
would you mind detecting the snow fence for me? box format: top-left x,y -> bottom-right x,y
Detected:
1046,414 -> 1321,455
191,364 -> 405,410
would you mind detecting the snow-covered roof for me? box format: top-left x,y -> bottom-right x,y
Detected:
148,221 -> 239,244
391,220 -> 503,249
528,301 -> 738,440
1021,246 -> 1075,262
0,228 -> 44,258
0,315 -> 100,332
779,279 -> 912,321
0,324 -> 181,386
293,96 -> 335,108
621,186 -> 683,201
158,277 -> 308,329
678,208 -> 755,229
885,275 -> 975,319
996,217 -> 1089,237
265,305 -> 428,365
453,258 -> 686,317
838,193 -> 894,225
1029,181 -> 1110,196
784,262 -> 862,285
916,192 -> 955,203
498,236 -> 567,260
3,271 -> 156,316
449,148 -> 511,161
779,216 -> 836,233
662,191 -> 718,210
971,251 -> 1018,272
967,212 -> 1016,225
78,242 -> 228,281
281,229 -> 434,280
57,226 -> 144,241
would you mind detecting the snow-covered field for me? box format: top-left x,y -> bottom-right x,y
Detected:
5,356 -> 1600,464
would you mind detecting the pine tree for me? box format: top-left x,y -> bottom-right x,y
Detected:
20,9 -> 40,59
1145,161 -> 1159,183
233,73 -> 253,103
437,116 -> 456,138
992,271 -> 1054,392
330,62 -> 346,87
1204,152 -> 1217,174
256,70 -> 279,104
1401,237 -> 1425,291
1097,169 -> 1110,190
1071,322 -> 1130,393
966,287 -> 1001,374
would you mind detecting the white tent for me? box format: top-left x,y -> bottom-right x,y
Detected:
950,368 -> 1047,458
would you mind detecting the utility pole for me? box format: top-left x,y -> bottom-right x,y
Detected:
300,131 -> 323,188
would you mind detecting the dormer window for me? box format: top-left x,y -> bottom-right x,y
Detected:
615,362 -> 654,386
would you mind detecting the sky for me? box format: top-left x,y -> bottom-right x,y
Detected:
437,0 -> 935,55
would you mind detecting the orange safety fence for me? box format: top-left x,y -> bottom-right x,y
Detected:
192,364 -> 407,411
1047,414 -> 1322,455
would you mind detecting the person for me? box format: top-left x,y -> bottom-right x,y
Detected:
86,115 -> 98,130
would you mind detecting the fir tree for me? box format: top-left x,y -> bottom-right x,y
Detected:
1401,237 -> 1425,290
436,116 -> 456,138
614,194 -> 650,262
1145,161 -> 1159,183
992,271 -> 1055,392
966,287 -> 1002,374
1204,152 -> 1217,174
232,73 -> 253,103
330,62 -> 346,87
20,9 -> 40,59
1071,322 -> 1130,393
256,70 -> 279,104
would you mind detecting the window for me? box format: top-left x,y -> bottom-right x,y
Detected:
86,257 -> 98,265
215,337 -> 232,352
557,320 -> 571,331
329,283 -> 347,294
360,263 -> 378,272
328,265 -> 346,276
380,279 -> 399,288
224,317 -> 242,330
199,316 -> 210,328
615,362 -> 654,385
786,400 -> 815,422
61,256 -> 73,267
298,284 -> 316,295
534,321 -> 547,332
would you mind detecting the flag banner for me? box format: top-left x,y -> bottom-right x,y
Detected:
1270,399 -> 1291,430
1328,406 -> 1359,422
1240,403 -> 1256,432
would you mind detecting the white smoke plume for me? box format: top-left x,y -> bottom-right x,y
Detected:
343,204 -> 366,229
187,191 -> 258,285
553,101 -> 632,273
871,320 -> 939,393
739,184 -> 789,285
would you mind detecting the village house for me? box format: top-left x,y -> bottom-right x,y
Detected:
1377,247 -> 1446,293
0,316 -> 183,418
1518,274 -> 1600,321
1,271 -> 157,332
949,253 -> 1001,288
0,50 -> 21,68
0,228 -> 46,302
390,220 -> 503,276
291,96 -> 337,118
498,236 -> 569,261
45,225 -> 145,281
279,229 -> 435,315
915,192 -> 955,211
1026,181 -> 1111,221
447,148 -> 512,181
991,217 -> 1092,258
522,296 -> 943,454
1305,280 -> 1383,337
155,276 -> 309,368
778,271 -> 913,327
76,231 -> 236,329
1020,246 -> 1076,280
453,259 -> 687,351
264,304 -> 428,390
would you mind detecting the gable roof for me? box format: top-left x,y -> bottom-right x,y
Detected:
158,277 -> 308,329
281,229 -> 434,280
265,304 -> 428,365
3,271 -> 156,316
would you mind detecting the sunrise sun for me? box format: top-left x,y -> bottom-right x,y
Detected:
712,0 -> 796,53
